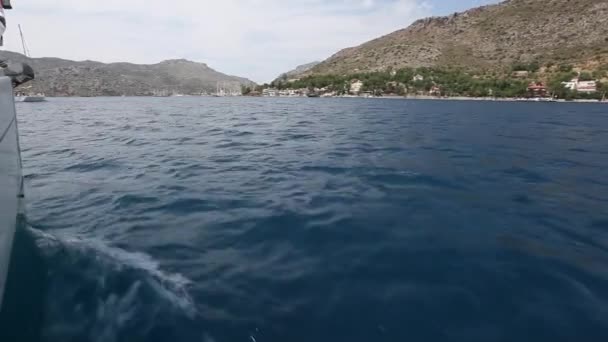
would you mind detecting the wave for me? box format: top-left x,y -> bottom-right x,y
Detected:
26,228 -> 203,342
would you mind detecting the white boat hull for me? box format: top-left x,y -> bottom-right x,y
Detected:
0,76 -> 24,309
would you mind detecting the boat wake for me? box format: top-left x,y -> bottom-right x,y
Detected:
26,227 -> 202,342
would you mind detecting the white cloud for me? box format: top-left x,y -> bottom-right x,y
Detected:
2,0 -> 432,82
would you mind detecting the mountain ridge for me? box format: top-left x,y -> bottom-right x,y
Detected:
300,0 -> 608,77
0,51 -> 255,97
274,61 -> 320,82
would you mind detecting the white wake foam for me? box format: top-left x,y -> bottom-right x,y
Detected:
27,227 -> 199,342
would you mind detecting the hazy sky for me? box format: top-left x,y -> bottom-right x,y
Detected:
3,0 -> 500,83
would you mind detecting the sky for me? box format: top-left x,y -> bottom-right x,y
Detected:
2,0 -> 500,83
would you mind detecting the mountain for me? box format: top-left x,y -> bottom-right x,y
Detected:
0,51 -> 255,96
274,61 -> 320,82
305,0 -> 608,76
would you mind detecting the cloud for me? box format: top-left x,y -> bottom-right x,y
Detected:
2,1 -> 442,82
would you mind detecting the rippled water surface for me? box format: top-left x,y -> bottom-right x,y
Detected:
10,97 -> 608,341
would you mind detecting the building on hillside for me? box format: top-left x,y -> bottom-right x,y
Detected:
262,88 -> 279,97
385,81 -> 405,95
512,70 -> 529,78
562,80 -> 577,90
279,90 -> 300,97
527,82 -> 547,98
576,81 -> 597,93
562,77 -> 598,93
413,74 -> 424,82
350,80 -> 364,94
429,85 -> 441,96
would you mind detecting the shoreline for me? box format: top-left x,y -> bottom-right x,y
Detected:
399,95 -> 605,103
245,93 -> 607,103
322,95 -> 607,103
323,94 -> 606,103
21,95 -> 608,103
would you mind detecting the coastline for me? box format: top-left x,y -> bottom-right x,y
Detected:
400,95 -> 607,103
22,95 -> 608,104
270,94 -> 607,103
320,95 -> 608,103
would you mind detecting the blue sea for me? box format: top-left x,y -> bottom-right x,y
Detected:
3,97 -> 608,342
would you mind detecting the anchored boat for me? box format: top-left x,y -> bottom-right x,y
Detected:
13,24 -> 45,102
15,91 -> 45,102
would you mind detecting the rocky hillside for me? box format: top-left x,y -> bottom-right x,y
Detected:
306,0 -> 608,76
274,61 -> 320,82
0,51 -> 255,96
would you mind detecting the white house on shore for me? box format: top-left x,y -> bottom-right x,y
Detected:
413,74 -> 425,82
350,80 -> 364,94
262,88 -> 279,97
576,81 -> 597,93
562,77 -> 597,93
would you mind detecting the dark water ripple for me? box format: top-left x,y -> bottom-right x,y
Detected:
9,97 -> 608,342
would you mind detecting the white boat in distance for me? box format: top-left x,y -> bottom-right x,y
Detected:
15,94 -> 45,102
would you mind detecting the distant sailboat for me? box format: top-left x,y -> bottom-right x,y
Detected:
14,24 -> 45,102
214,81 -> 225,97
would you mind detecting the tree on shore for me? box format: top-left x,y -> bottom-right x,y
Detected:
241,85 -> 252,95
578,72 -> 594,81
271,65 -> 599,99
